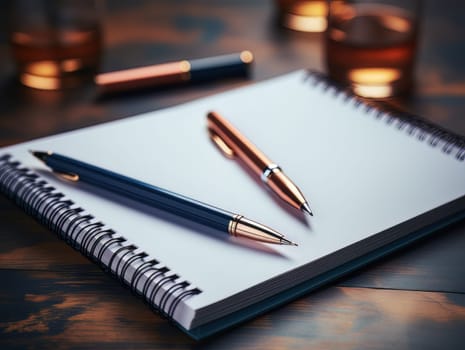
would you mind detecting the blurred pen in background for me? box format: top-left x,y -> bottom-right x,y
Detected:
96,51 -> 254,95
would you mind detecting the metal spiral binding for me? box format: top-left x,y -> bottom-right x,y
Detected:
0,154 -> 202,319
304,70 -> 465,161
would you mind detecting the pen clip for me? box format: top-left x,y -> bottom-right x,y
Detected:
54,171 -> 80,182
207,127 -> 236,159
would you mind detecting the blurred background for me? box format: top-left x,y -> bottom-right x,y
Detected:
0,0 -> 464,147
1,1 -> 465,348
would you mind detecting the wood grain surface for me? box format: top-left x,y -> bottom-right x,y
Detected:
1,1 -> 465,349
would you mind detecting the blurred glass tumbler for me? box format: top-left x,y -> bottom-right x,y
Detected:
275,0 -> 328,32
324,0 -> 420,98
8,0 -> 103,90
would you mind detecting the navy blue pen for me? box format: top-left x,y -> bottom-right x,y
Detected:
31,151 -> 296,246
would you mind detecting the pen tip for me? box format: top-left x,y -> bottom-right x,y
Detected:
301,202 -> 313,216
281,237 -> 298,246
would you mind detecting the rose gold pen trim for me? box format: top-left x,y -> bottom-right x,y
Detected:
228,214 -> 243,237
56,172 -> 80,182
240,50 -> 254,64
228,215 -> 297,245
208,129 -> 236,159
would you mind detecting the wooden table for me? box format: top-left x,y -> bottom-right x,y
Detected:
1,1 -> 465,348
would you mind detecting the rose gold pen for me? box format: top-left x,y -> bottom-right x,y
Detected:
207,111 -> 313,216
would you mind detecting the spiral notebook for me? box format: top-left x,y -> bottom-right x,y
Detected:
1,70 -> 465,339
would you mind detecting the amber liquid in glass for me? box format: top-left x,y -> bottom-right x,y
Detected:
276,0 -> 327,32
325,4 -> 417,98
10,28 -> 102,90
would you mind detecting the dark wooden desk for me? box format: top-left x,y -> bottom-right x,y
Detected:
1,1 -> 465,348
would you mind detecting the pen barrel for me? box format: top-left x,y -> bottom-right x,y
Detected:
207,111 -> 272,176
190,51 -> 253,82
45,154 -> 233,233
95,61 -> 191,94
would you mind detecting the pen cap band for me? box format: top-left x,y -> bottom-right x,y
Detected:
261,164 -> 281,183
